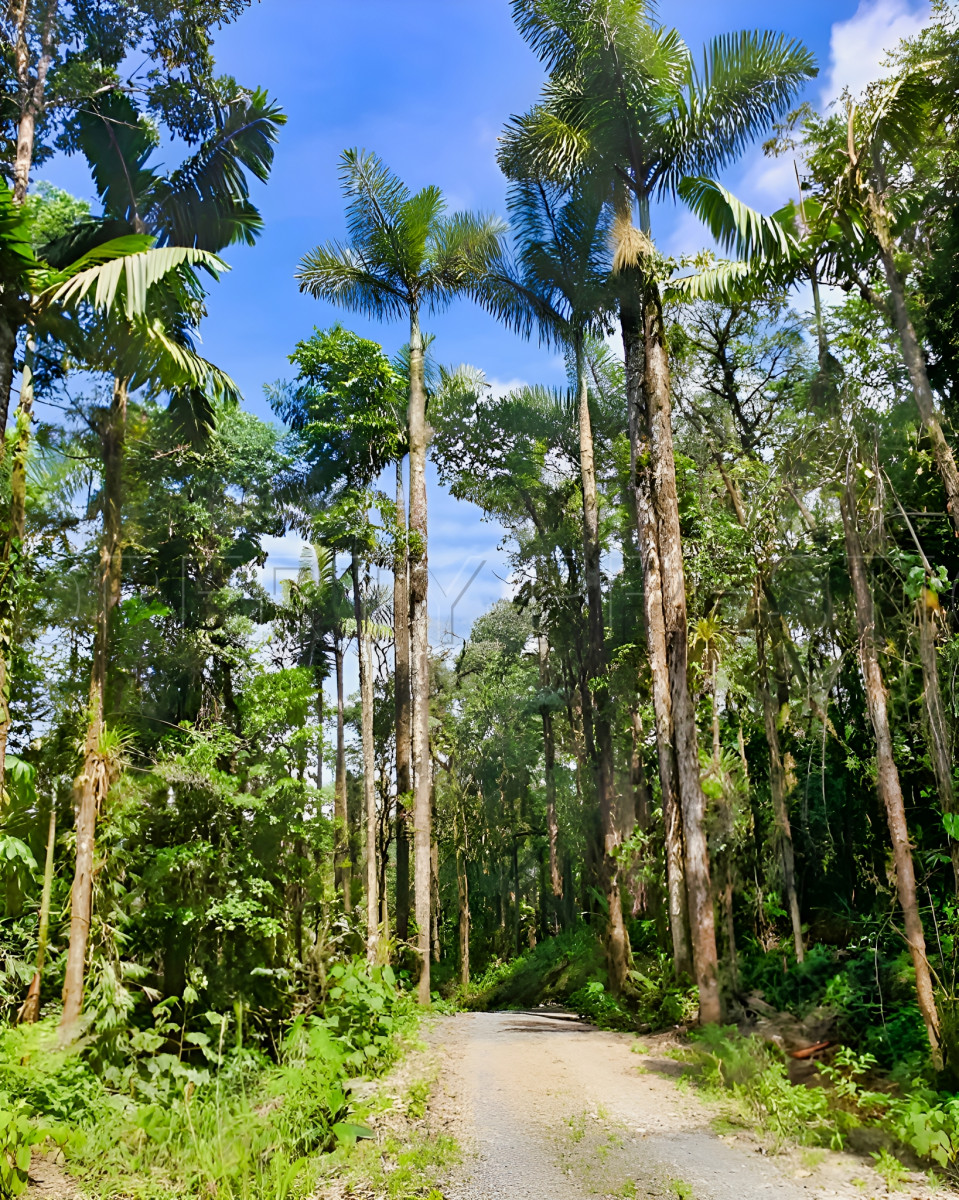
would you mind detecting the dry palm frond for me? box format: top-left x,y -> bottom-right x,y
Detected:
610,211 -> 653,273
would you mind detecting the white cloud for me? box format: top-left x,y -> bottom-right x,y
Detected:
740,152 -> 802,212
486,375 -> 529,399
824,0 -> 930,106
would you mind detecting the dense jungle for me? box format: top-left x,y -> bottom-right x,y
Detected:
3,1 -> 959,1197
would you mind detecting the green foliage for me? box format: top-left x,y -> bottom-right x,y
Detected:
269,323 -> 405,503
739,945 -> 929,1073
0,1102 -> 61,1199
682,1026 -> 959,1176
321,960 -> 413,1073
0,964 -> 413,1199
567,979 -> 634,1030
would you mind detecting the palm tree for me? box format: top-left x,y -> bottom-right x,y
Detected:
479,179 -> 636,990
500,0 -> 815,1024
296,149 -> 505,1002
0,185 -> 231,796
52,247 -> 239,1039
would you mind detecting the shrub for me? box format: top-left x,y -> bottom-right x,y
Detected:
321,960 -> 414,1072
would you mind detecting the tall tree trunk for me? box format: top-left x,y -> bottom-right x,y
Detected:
430,812 -> 440,965
456,809 -> 470,988
0,329 -> 37,800
12,0 -> 58,203
867,185 -> 959,538
1,0 -> 57,451
644,282 -> 720,1024
538,634 -> 562,899
917,598 -> 959,892
393,455 -> 412,941
756,613 -> 805,963
575,341 -> 629,993
408,309 -> 432,1004
315,684 -> 323,789
61,377 -> 127,1038
622,297 -> 692,977
19,796 -> 55,1023
840,473 -> 942,1067
351,551 -> 378,962
333,638 -> 351,912
0,315 -> 18,459
626,706 -> 652,919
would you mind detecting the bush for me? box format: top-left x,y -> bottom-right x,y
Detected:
0,960 -> 416,1199
688,1026 -> 837,1147
321,960 -> 414,1073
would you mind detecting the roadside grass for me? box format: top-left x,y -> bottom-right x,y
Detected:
672,1026 -> 959,1184
0,960 -> 438,1200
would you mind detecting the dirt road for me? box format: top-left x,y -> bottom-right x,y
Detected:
427,1010 -> 940,1200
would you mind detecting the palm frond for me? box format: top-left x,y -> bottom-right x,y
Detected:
665,258 -> 758,303
339,147 -> 412,257
41,244 -> 226,322
423,210 -> 507,307
498,101 -> 592,183
150,88 -> 286,250
68,91 -> 159,229
866,69 -> 932,161
659,31 -> 816,188
677,176 -> 798,262
295,240 -> 408,320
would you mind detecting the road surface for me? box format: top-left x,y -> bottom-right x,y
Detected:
427,1010 -> 935,1200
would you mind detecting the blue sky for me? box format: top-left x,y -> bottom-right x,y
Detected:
45,0 -> 932,654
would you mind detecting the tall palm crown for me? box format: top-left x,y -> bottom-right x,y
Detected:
499,0 -> 816,233
63,89 -> 285,252
483,179 -> 614,350
295,149 -> 505,323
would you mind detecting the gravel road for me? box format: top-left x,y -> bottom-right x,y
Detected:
428,1010 -> 939,1200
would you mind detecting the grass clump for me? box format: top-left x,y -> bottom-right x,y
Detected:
316,1131 -> 459,1199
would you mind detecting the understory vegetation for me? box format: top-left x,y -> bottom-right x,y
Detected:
4,0 -> 959,1195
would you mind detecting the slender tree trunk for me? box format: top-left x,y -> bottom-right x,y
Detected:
712,452 -> 804,959
868,189 -> 959,538
0,329 -> 37,799
456,809 -> 470,988
756,614 -> 805,963
538,634 -> 562,899
351,551 -> 378,962
430,800 -> 440,965
20,797 -> 55,1023
61,377 -> 127,1038
333,638 -> 351,912
622,297 -> 692,976
12,0 -> 58,203
840,474 -> 942,1067
1,0 -> 56,452
408,308 -> 432,1003
918,599 -> 959,892
575,341 -> 629,993
315,684 -> 323,789
393,455 -> 412,941
644,282 -> 720,1024
511,832 -> 521,958
0,314 -> 18,456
